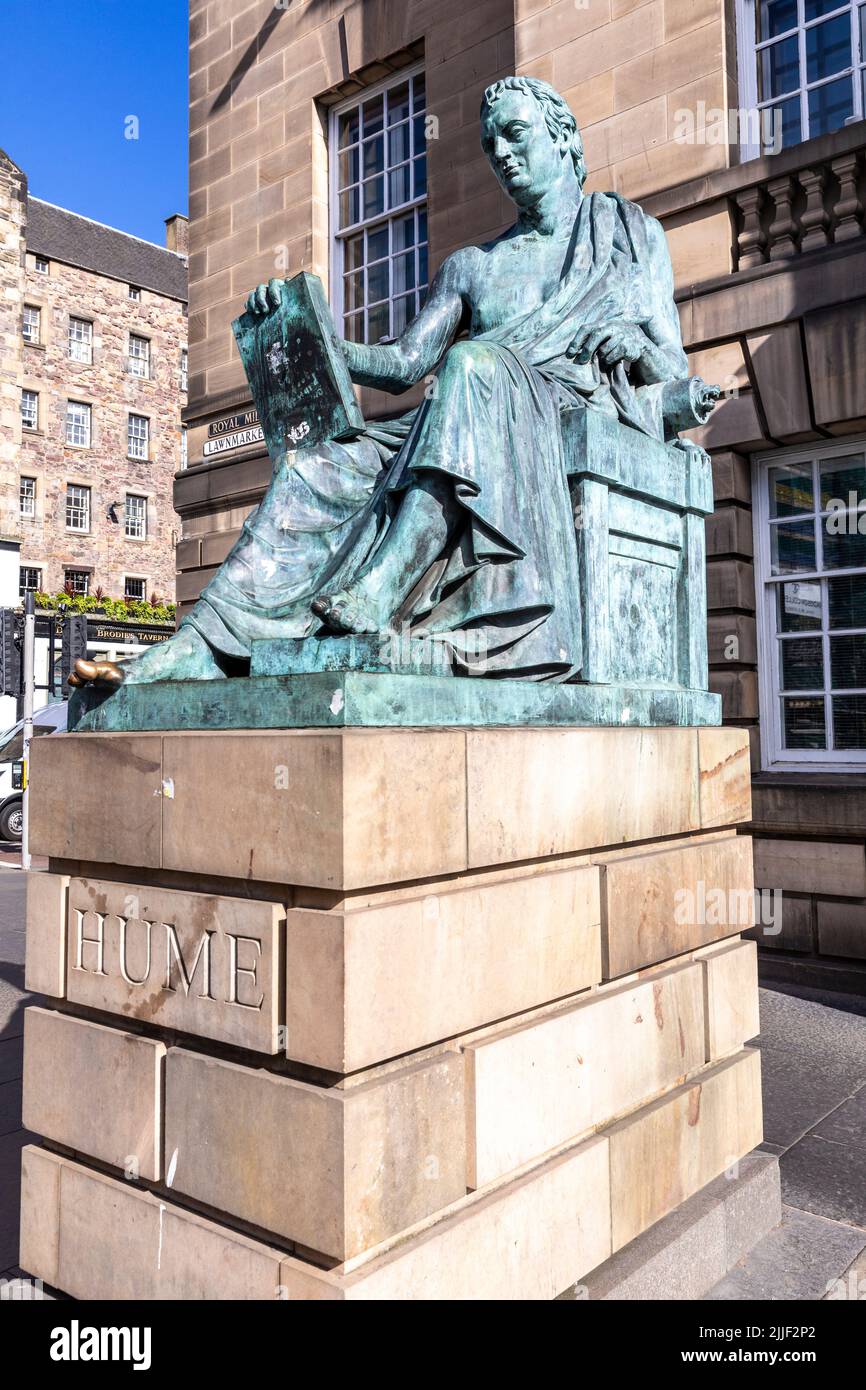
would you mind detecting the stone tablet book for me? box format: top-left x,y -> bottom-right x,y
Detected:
232,270 -> 364,462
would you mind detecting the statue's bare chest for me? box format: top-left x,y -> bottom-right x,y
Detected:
469,236 -> 572,334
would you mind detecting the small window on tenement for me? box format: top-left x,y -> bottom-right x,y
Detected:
20,390 -> 38,431
737,0 -> 866,157
180,348 -> 188,392
128,285 -> 141,301
19,477 -> 36,518
64,569 -> 89,596
330,67 -> 428,344
68,317 -> 93,364
19,567 -> 42,597
754,442 -> 866,770
65,484 -> 91,533
65,400 -> 91,448
127,413 -> 149,460
33,256 -> 49,274
125,494 -> 147,540
180,427 -> 188,469
22,305 -> 40,345
124,577 -> 146,602
128,334 -> 150,378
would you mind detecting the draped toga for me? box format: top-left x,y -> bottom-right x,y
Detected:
183,191 -> 688,681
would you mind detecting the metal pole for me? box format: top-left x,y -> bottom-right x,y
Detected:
21,590 -> 35,872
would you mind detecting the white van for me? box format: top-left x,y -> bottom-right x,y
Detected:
0,700 -> 68,842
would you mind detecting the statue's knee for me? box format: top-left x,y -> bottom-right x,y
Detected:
446,339 -> 497,381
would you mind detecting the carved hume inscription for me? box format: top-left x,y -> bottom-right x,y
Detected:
65,879 -> 283,1053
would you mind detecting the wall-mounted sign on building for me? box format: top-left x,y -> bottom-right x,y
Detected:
204,408 -> 264,457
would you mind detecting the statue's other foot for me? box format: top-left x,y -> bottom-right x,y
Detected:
69,624 -> 228,689
68,658 -> 124,689
312,588 -> 386,635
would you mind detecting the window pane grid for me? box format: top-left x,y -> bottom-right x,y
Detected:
127,413 -> 149,459
128,334 -> 150,378
125,577 -> 146,601
65,401 -> 91,448
68,317 -> 93,363
333,70 -> 428,344
65,569 -> 89,595
19,568 -> 41,596
22,305 -> 40,344
20,390 -> 37,430
766,449 -> 866,754
125,494 -> 147,539
65,485 -> 90,533
19,477 -> 36,517
753,0 -> 862,143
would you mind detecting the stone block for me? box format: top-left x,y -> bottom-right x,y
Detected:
286,862 -> 601,1071
754,837 -> 866,898
23,1008 -> 164,1181
29,733 -> 162,866
19,1147 -> 285,1300
695,939 -> 760,1060
279,1134 -> 612,1301
466,727 -> 701,868
599,832 -> 755,978
607,1048 -> 763,1251
465,960 -> 705,1188
65,878 -> 283,1053
24,871 -> 68,996
161,729 -> 468,889
163,1047 -> 466,1261
816,898 -> 866,958
698,726 -> 752,827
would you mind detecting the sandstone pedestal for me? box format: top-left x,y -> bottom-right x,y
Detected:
19,723 -> 770,1300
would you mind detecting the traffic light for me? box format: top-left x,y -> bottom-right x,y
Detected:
61,613 -> 89,694
0,609 -> 21,698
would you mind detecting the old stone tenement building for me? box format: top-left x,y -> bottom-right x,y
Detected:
0,147 -> 188,609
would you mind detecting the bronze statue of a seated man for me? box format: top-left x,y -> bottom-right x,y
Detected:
72,75 -> 717,691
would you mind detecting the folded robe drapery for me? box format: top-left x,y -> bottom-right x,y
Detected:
183,192 -> 687,679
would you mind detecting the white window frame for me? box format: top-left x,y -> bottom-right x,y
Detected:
124,576 -> 147,602
128,285 -> 141,301
128,334 -> 150,378
127,413 -> 149,460
124,493 -> 147,540
22,304 -> 40,345
180,348 -> 188,392
19,476 -> 36,518
33,256 -> 49,274
20,389 -> 38,431
64,569 -> 90,596
329,62 -> 428,345
19,567 -> 42,597
68,316 -> 93,364
180,426 -> 188,469
753,435 -> 866,771
65,484 -> 91,534
65,400 -> 91,448
736,0 -> 866,159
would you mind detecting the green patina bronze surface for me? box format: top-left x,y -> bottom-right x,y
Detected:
76,76 -> 721,731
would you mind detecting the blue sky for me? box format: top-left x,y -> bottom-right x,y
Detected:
0,0 -> 187,246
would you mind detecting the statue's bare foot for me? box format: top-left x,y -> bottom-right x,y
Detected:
68,658 -> 123,689
69,624 -> 227,688
312,587 -> 388,635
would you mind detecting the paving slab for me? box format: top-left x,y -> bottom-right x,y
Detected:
705,1205 -> 866,1300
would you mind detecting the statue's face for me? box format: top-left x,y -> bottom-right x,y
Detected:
480,90 -> 568,204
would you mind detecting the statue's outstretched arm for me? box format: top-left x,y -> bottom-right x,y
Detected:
634,217 -> 689,385
341,251 -> 468,393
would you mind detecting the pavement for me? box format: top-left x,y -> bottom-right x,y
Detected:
0,865 -> 864,1299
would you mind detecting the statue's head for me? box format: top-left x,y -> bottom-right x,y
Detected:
480,77 -> 587,205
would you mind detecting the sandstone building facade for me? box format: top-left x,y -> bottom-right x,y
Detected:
0,149 -> 188,608
183,0 -> 866,990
